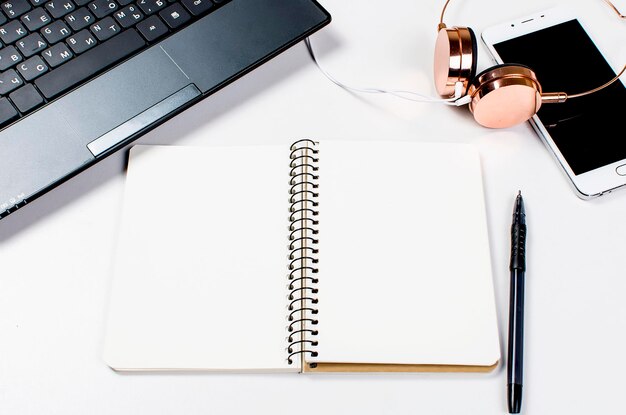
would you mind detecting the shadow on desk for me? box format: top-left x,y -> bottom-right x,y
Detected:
0,35 -> 341,244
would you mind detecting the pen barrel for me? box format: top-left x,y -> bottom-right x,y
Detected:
507,270 -> 525,386
509,223 -> 526,271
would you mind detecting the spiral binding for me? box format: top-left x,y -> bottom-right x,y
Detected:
286,139 -> 320,367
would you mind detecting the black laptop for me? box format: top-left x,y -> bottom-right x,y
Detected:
0,0 -> 330,219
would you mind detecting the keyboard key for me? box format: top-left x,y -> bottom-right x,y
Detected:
0,68 -> 23,94
65,7 -> 94,31
136,14 -> 166,41
0,45 -> 22,70
42,41 -> 72,67
66,28 -> 96,53
89,16 -> 119,41
73,0 -> 88,6
9,83 -> 43,112
15,32 -> 47,57
88,0 -> 117,18
1,0 -> 31,19
180,0 -> 212,16
45,0 -> 75,18
113,4 -> 142,28
35,28 -> 144,98
0,96 -> 18,126
21,8 -> 52,31
16,55 -> 48,80
28,0 -> 46,7
41,20 -> 71,44
159,3 -> 189,28
0,20 -> 28,44
116,0 -> 131,5
136,0 -> 165,15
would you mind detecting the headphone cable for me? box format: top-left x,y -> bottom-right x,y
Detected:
304,37 -> 467,106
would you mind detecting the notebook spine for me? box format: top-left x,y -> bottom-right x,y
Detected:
287,139 -> 320,367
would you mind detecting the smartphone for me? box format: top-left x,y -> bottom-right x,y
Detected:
481,7 -> 626,199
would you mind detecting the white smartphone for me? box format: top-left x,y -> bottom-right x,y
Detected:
481,7 -> 626,199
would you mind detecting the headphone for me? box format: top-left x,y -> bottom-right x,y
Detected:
306,0 -> 626,128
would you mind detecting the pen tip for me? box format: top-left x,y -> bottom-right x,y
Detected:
508,384 -> 523,414
513,191 -> 525,219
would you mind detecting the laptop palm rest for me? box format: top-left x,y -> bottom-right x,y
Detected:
159,0 -> 330,94
0,46 -> 191,212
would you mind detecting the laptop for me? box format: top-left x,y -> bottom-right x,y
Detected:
0,0 -> 330,220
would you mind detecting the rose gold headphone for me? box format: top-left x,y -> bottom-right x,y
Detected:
305,0 -> 625,128
434,0 -> 626,128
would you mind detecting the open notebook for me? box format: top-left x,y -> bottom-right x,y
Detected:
103,140 -> 500,373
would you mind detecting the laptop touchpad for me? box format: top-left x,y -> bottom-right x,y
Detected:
55,46 -> 192,147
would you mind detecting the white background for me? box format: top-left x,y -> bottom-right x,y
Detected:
1,0 -> 625,413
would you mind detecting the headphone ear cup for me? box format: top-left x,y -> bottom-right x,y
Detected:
433,26 -> 478,98
467,64 -> 543,128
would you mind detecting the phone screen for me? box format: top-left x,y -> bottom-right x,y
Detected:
492,19 -> 626,175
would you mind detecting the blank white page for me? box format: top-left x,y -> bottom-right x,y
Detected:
103,145 -> 297,372
310,141 -> 500,367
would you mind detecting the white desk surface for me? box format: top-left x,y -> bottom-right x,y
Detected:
1,0 -> 625,413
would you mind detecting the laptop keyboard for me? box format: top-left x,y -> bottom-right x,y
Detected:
0,0 -> 229,128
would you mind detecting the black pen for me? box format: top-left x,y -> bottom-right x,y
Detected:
508,191 -> 526,414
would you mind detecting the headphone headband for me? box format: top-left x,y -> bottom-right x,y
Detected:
434,0 -> 625,127
438,0 -> 453,30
